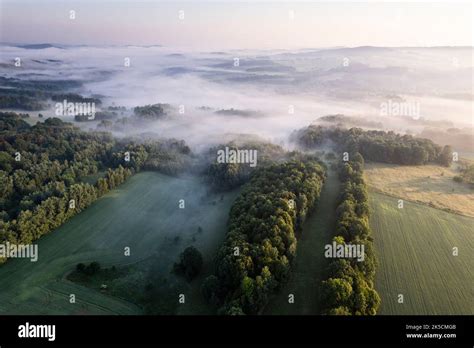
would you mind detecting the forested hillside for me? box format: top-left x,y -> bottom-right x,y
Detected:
0,113 -> 191,263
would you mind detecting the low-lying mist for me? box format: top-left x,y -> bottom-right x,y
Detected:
1,44 -> 472,153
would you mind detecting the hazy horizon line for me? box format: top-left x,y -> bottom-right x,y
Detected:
2,42 -> 473,50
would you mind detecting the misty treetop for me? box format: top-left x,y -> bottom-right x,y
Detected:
204,141 -> 288,191
133,103 -> 171,120
296,125 -> 453,167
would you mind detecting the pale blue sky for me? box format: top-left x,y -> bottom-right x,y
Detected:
1,0 -> 472,49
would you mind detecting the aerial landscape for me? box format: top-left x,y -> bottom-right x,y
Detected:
0,0 -> 472,319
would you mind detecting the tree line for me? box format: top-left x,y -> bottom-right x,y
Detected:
0,78 -> 94,111
0,113 -> 192,264
320,153 -> 380,315
296,125 -> 453,166
202,159 -> 326,314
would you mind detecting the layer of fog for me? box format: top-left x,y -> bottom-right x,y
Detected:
1,44 -> 472,152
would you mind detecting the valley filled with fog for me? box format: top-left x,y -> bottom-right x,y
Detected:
1,0 -> 474,323
1,44 -> 472,152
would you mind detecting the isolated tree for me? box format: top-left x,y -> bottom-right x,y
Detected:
76,263 -> 86,273
201,275 -> 220,305
438,145 -> 453,167
173,246 -> 203,281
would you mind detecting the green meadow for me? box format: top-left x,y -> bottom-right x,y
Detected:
0,172 -> 240,314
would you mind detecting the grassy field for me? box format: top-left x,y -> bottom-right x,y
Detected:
364,162 -> 474,217
0,172 -> 240,315
264,169 -> 340,315
369,191 -> 474,315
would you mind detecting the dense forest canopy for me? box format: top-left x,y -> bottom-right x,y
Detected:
0,112 -> 192,263
204,141 -> 287,191
1,108 -> 460,315
296,125 -> 453,167
320,153 -> 380,315
202,158 -> 326,314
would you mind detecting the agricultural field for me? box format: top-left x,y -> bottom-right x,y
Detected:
369,191 -> 474,315
0,172 -> 240,315
364,162 -> 474,217
264,169 -> 340,315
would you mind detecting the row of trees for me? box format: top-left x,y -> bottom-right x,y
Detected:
320,153 -> 380,315
51,93 -> 102,105
0,115 -> 118,222
0,113 -> 192,264
0,95 -> 46,111
1,164 -> 132,254
0,80 -> 97,111
297,126 -> 453,166
202,159 -> 326,314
